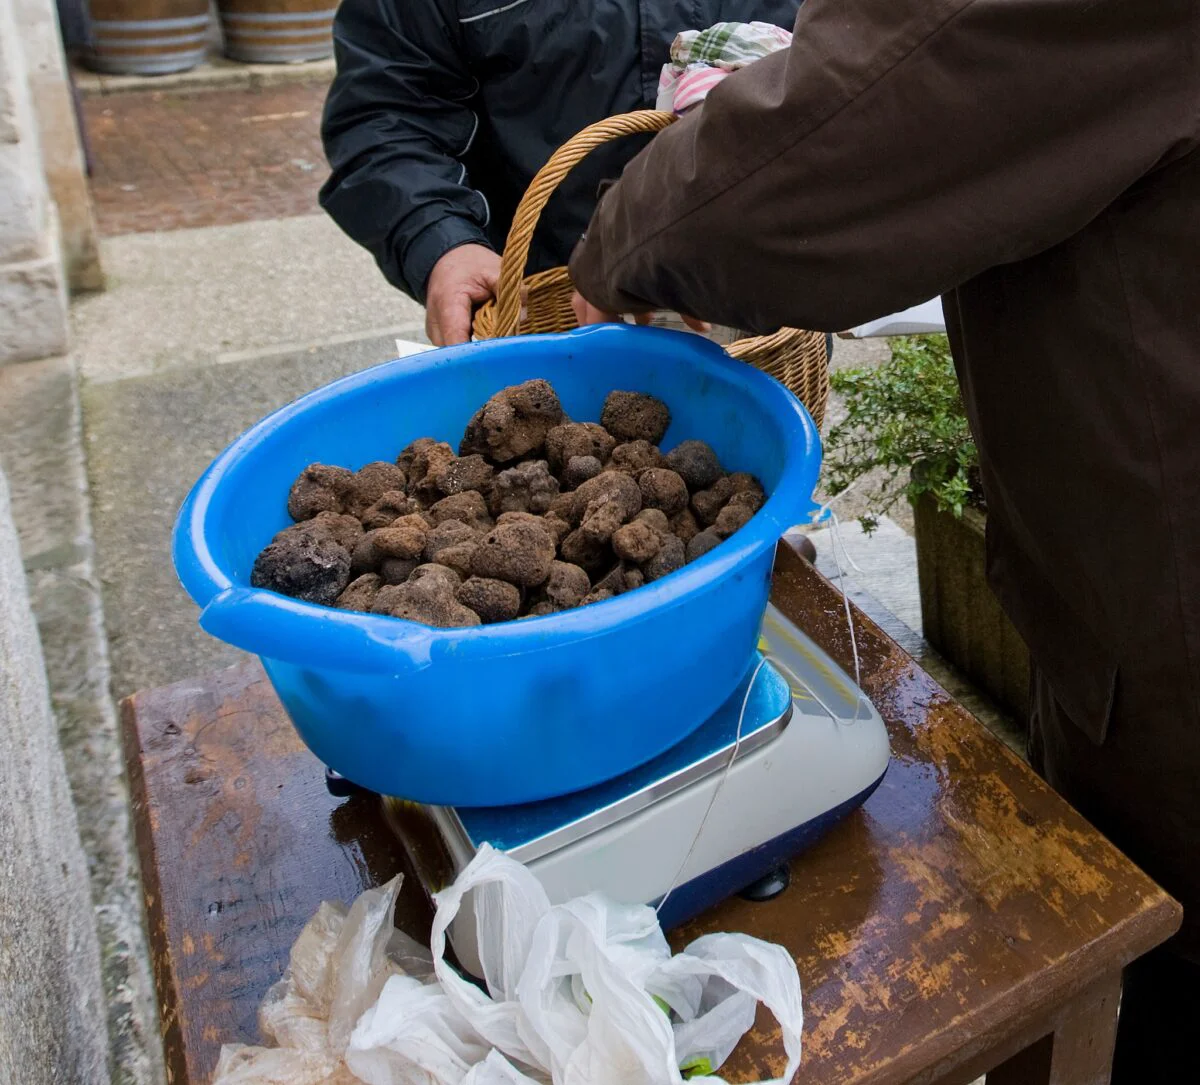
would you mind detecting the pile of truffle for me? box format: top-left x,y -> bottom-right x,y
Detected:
250,380 -> 766,627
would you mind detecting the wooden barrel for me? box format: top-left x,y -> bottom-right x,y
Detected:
85,0 -> 210,76
216,0 -> 335,64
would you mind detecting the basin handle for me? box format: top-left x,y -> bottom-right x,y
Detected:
199,587 -> 437,675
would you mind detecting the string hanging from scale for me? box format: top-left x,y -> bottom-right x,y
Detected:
656,494 -> 869,914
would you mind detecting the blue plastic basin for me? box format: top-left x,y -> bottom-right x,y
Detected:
172,325 -> 822,806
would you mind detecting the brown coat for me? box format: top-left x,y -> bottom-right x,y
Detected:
571,0 -> 1200,956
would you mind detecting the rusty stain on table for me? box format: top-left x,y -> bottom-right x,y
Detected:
121,544 -> 1180,1084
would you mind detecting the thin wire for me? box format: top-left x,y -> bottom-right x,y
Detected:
656,654 -> 769,917
825,510 -> 863,690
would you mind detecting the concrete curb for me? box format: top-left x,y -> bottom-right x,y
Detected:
73,50 -> 333,98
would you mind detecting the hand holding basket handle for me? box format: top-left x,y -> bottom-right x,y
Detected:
472,110 -> 831,429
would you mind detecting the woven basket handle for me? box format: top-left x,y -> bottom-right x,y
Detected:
490,110 -> 677,337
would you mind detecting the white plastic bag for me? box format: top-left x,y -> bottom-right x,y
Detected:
213,846 -> 803,1085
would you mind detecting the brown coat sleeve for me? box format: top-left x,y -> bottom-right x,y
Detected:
568,0 -> 1199,333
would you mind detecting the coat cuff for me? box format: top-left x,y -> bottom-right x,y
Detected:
403,217 -> 493,305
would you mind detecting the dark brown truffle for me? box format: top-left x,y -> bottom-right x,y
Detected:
638,468 -> 689,516
670,508 -> 701,544
433,541 -> 479,579
288,512 -> 364,552
408,441 -> 457,503
287,464 -> 355,521
572,472 -> 642,542
545,422 -> 616,473
541,561 -> 591,611
408,563 -> 463,590
525,601 -> 556,618
386,581 -> 481,628
581,588 -> 615,606
472,521 -> 556,587
558,528 -> 611,577
644,534 -> 686,582
612,521 -> 663,563
378,558 -> 420,585
360,490 -> 422,530
713,501 -> 756,539
592,562 -> 634,597
634,508 -> 671,535
373,514 -> 430,559
686,529 -> 724,562
251,531 -> 350,605
607,440 -> 665,476
665,440 -> 723,492
436,454 -> 494,497
396,436 -> 436,475
600,391 -> 671,445
456,577 -> 522,624
431,491 -> 493,531
423,519 -> 479,564
335,573 -> 382,613
562,455 -> 603,489
725,488 -> 766,517
460,379 -> 565,462
491,459 -> 560,515
346,461 -> 409,517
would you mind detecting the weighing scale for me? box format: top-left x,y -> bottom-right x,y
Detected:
376,604 -> 890,976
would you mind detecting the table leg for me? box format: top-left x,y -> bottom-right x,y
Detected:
986,973 -> 1121,1085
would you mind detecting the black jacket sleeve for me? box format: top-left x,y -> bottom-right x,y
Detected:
319,0 -> 491,303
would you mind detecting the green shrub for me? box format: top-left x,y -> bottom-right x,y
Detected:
823,335 -> 978,531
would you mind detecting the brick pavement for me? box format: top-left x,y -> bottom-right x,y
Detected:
81,83 -> 332,236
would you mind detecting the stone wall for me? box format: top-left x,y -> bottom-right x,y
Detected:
0,0 -> 70,364
0,465 -> 111,1084
17,0 -> 104,291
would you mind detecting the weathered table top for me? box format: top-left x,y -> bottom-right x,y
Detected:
121,544 -> 1181,1084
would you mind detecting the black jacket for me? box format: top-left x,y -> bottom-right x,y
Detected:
319,0 -> 802,303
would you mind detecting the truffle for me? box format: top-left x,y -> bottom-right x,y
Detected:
644,534 -> 686,582
600,391 -> 671,445
545,422 -> 616,473
669,508 -> 701,544
408,563 -> 463,590
713,501 -> 756,539
558,528 -> 612,576
491,459 -> 560,515
562,455 -> 603,489
386,581 -> 481,628
251,531 -> 350,605
634,508 -> 671,535
408,441 -> 458,503
665,440 -> 723,492
378,558 -> 420,585
456,577 -> 522,624
607,440 -> 665,476
460,379 -> 565,462
638,468 -> 689,516
540,561 -> 591,611
423,519 -> 479,564
287,464 -> 355,521
581,589 -> 615,606
572,472 -> 642,542
335,573 -> 382,613
283,512 -> 363,553
347,461 -> 408,517
360,491 -> 422,530
431,491 -> 493,532
373,514 -> 430,559
471,521 -> 556,587
436,454 -> 494,497
612,520 -> 663,563
686,529 -> 724,563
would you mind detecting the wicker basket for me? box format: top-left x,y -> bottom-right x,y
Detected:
472,110 -> 830,428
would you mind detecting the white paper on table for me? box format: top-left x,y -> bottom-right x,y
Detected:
841,298 -> 946,338
394,338 -> 434,357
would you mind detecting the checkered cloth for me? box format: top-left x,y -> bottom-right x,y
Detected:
656,21 -> 793,115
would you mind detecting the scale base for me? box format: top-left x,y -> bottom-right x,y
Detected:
382,605 -> 890,977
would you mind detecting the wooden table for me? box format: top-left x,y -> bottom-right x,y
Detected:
121,545 -> 1181,1084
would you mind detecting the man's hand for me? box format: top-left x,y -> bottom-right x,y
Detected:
425,244 -> 502,346
571,291 -> 710,334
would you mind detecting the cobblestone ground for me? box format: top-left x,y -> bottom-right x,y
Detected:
81,83 -> 330,236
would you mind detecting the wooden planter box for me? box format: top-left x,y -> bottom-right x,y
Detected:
912,493 -> 1030,723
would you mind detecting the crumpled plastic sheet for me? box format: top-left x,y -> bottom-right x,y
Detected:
211,845 -> 802,1085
